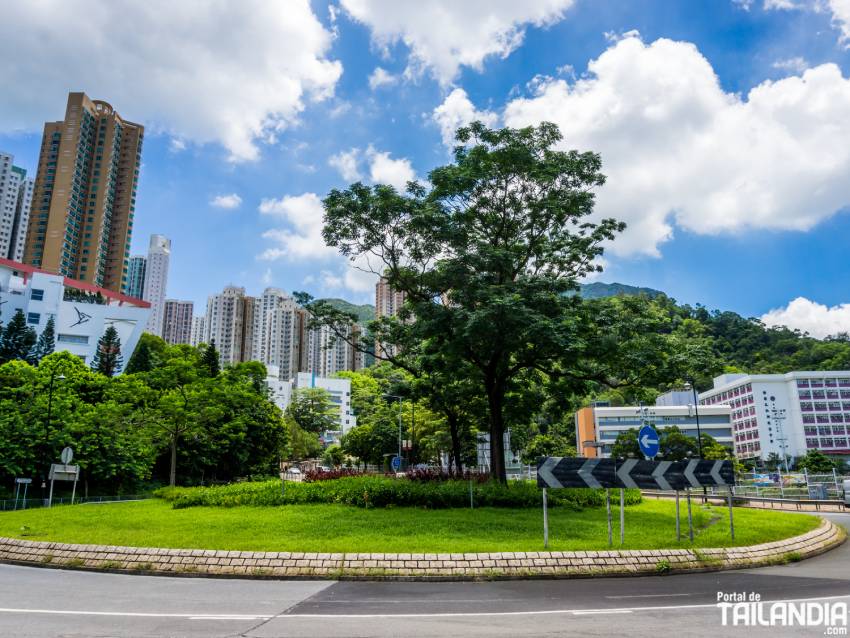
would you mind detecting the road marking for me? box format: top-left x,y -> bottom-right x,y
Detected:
1,594 -> 848,621
606,593 -> 692,599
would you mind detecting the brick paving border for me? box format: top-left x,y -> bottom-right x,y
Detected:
0,518 -> 843,581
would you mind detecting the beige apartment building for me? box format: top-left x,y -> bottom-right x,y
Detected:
23,92 -> 143,293
162,299 -> 194,345
374,276 -> 406,358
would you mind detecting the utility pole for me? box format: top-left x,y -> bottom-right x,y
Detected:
771,408 -> 790,475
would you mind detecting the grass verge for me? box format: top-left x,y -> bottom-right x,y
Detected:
0,499 -> 820,554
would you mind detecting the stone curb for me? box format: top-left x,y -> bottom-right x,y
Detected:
0,519 -> 843,581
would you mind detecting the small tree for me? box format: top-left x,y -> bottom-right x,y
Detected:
0,309 -> 37,364
29,316 -> 55,364
125,338 -> 154,374
91,325 -> 123,377
520,434 -> 576,465
200,340 -> 220,377
796,449 -> 837,473
610,429 -> 640,459
286,387 -> 338,433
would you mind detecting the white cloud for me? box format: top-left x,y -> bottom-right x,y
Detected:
169,138 -> 187,153
210,193 -> 242,209
772,56 -> 809,73
369,66 -> 398,89
258,193 -> 337,261
0,1 -> 341,162
321,270 -> 344,288
432,88 -> 499,147
763,0 -> 803,8
366,146 -> 417,190
329,148 -> 363,181
503,34 -> 850,256
261,268 -> 273,285
762,297 -> 850,338
339,0 -> 574,84
829,0 -> 850,45
328,146 -> 417,189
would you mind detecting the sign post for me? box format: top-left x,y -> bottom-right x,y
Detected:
619,488 -> 625,545
605,489 -> 612,547
542,488 -> 549,549
675,490 -> 680,541
686,488 -> 694,542
13,478 -> 31,511
48,447 -> 79,507
728,486 -> 735,539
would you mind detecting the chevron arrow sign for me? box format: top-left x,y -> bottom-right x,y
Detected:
537,457 -> 734,490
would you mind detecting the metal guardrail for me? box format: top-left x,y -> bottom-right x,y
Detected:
0,494 -> 149,511
642,489 -> 847,511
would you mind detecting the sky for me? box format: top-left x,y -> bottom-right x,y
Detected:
1,0 -> 850,337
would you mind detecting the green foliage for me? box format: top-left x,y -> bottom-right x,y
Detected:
29,316 -> 55,364
155,477 -> 642,510
91,325 -> 123,377
125,333 -> 166,374
795,449 -> 839,473
0,343 -> 287,490
322,444 -> 345,467
520,434 -> 576,465
610,427 -> 727,462
0,309 -> 37,364
200,340 -> 220,377
286,387 -> 337,433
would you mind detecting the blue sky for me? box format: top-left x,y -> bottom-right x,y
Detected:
2,0 -> 850,337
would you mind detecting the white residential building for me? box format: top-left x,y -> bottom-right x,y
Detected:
161,299 -> 193,345
305,323 -> 360,378
576,391 -> 733,459
203,285 -> 255,366
251,287 -> 306,380
0,152 -> 34,263
265,367 -> 356,435
0,258 -> 149,369
700,372 -> 850,461
141,234 -> 170,337
190,315 -> 206,346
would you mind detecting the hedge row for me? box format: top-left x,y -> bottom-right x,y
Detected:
154,477 -> 642,510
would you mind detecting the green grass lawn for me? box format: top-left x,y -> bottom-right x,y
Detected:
0,499 -> 820,553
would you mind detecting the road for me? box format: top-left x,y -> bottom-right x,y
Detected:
0,512 -> 847,637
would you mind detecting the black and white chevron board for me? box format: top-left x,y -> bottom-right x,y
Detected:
537,457 -> 735,490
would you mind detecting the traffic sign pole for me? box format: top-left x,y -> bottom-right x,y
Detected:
619,488 -> 624,545
542,488 -> 549,549
728,487 -> 735,540
686,488 -> 694,542
675,491 -> 680,541
606,489 -> 612,547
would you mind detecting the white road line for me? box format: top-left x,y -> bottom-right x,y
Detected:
0,593 -> 848,621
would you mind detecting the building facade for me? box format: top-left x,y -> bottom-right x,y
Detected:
190,315 -> 206,347
265,368 -> 356,435
0,152 -> 34,263
203,285 -> 255,366
700,372 -> 850,461
141,234 -> 169,336
305,323 -> 360,378
251,287 -> 307,380
161,299 -> 193,345
0,257 -> 149,369
125,255 -> 146,299
374,276 -> 406,359
23,92 -> 143,293
576,395 -> 733,459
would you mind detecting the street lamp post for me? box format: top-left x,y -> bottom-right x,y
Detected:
42,367 -> 66,502
684,379 -> 704,459
384,394 -> 404,469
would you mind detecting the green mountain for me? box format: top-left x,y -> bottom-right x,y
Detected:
578,282 -> 664,299
316,298 -> 376,325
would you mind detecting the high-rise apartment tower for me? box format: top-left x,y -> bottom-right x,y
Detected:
23,92 -> 144,293
0,152 -> 34,262
141,234 -> 170,336
162,299 -> 193,345
125,255 -> 146,299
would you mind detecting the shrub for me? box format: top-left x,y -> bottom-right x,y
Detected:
154,478 -> 642,510
303,468 -> 363,482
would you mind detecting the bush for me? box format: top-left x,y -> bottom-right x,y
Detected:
303,468 -> 363,482
154,478 -> 642,510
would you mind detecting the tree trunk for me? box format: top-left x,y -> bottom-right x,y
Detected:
485,379 -> 507,484
169,435 -> 178,487
446,412 -> 464,476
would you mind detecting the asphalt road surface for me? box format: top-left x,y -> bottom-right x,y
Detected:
0,512 -> 847,637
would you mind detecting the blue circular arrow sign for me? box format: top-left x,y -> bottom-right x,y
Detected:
638,425 -> 660,458
391,456 -> 401,471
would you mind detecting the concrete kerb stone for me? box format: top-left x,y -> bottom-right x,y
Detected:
0,519 -> 843,582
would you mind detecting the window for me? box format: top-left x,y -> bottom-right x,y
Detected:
30,289 -> 44,301
57,334 -> 89,345
26,312 -> 40,325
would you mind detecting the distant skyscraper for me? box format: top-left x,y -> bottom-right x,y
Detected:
374,275 -> 406,358
0,152 -> 34,262
204,285 -> 255,366
252,287 -> 307,380
162,299 -> 193,345
142,234 -> 170,336
126,255 -> 146,299
190,315 -> 206,347
23,92 -> 144,292
305,323 -> 360,377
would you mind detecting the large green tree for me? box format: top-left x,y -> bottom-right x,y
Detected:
91,325 -> 123,377
0,309 -> 37,364
304,122 -> 622,482
29,315 -> 55,364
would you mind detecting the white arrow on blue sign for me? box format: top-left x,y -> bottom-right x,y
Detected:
638,425 -> 660,458
391,456 -> 401,471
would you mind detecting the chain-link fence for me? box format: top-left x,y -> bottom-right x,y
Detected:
0,494 -> 149,512
732,470 -> 847,500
